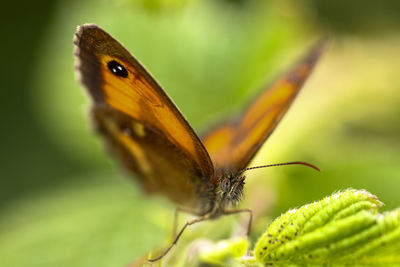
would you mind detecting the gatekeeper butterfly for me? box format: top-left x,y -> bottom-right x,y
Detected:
74,24 -> 325,261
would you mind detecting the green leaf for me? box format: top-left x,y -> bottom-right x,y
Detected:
198,237 -> 249,266
254,189 -> 400,265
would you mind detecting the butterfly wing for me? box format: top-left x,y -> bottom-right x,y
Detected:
202,42 -> 326,173
74,24 -> 214,208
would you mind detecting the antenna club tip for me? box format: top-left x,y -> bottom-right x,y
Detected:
314,166 -> 322,172
295,161 -> 321,172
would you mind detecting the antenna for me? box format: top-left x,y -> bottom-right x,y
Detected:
239,161 -> 320,174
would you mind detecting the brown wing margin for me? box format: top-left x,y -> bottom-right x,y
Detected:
74,25 -> 215,205
202,41 -> 327,173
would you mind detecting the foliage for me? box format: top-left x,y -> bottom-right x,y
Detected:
2,0 -> 400,266
195,190 -> 400,266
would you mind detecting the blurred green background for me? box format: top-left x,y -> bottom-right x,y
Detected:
1,0 -> 400,266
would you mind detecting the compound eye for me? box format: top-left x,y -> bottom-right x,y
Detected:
221,178 -> 231,193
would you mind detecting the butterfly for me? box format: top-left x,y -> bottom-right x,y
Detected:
74,24 -> 325,261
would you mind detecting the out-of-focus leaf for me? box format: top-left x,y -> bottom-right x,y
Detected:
0,171 -> 168,267
198,237 -> 249,266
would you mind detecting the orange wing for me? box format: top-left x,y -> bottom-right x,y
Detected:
202,42 -> 326,173
74,24 -> 214,209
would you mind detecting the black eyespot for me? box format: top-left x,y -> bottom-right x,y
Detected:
107,60 -> 128,78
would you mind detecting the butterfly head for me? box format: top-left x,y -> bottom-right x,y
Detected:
218,171 -> 245,206
215,161 -> 320,209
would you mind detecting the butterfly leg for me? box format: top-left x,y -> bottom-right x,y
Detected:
173,207 -> 201,237
222,208 -> 253,237
148,213 -> 212,262
222,208 -> 253,256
